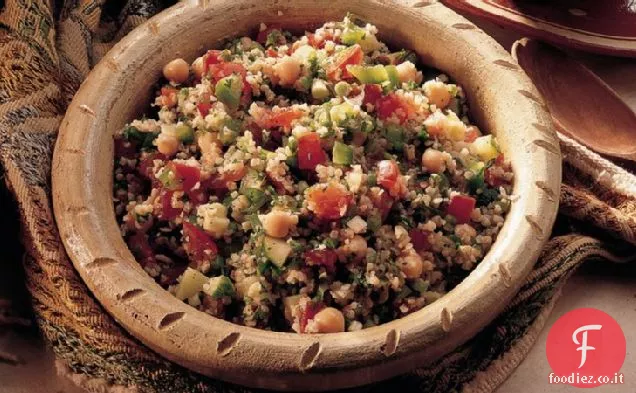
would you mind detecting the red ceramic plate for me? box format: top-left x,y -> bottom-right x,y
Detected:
442,0 -> 636,57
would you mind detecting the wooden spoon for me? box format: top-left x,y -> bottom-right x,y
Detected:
512,38 -> 636,161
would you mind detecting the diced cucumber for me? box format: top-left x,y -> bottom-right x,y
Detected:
332,141 -> 353,165
446,119 -> 466,142
313,105 -> 332,127
287,136 -> 298,151
471,135 -> 499,162
334,81 -> 352,97
175,268 -> 208,300
385,65 -> 400,90
157,167 -> 179,189
240,169 -> 265,192
219,127 -> 238,146
385,124 -> 405,151
263,235 -> 292,267
411,278 -> 430,293
359,34 -> 381,53
341,26 -> 366,45
467,162 -> 485,193
243,188 -> 268,212
205,276 -> 235,299
360,117 -> 375,133
329,102 -> 355,126
347,64 -> 389,84
215,74 -> 242,110
311,79 -> 330,100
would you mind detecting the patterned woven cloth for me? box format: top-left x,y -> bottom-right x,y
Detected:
1,1 -> 635,392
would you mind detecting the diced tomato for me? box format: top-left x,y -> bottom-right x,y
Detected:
182,222 -> 218,268
485,167 -> 506,187
495,153 -> 505,166
363,84 -> 383,108
190,174 -> 233,203
265,48 -> 278,57
203,50 -> 223,73
303,249 -> 338,273
253,107 -> 305,130
447,195 -> 476,224
306,32 -> 329,49
299,301 -> 325,333
187,187 -> 210,207
409,229 -> 431,252
114,138 -> 137,159
220,165 -> 247,183
207,61 -> 251,106
213,62 -> 247,79
256,24 -> 282,45
138,153 -> 165,180
202,165 -> 247,191
170,162 -> 201,191
197,102 -> 212,117
377,160 -> 400,191
369,187 -> 394,221
307,184 -> 351,220
128,232 -> 154,261
297,133 -> 328,170
376,93 -> 414,124
326,44 -> 363,81
465,126 -> 480,143
159,190 -> 181,221
160,86 -> 177,107
266,172 -> 292,195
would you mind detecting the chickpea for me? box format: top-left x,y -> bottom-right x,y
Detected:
424,80 -> 451,109
342,235 -> 368,259
156,132 -> 179,156
259,210 -> 299,238
273,56 -> 301,86
400,254 -> 424,279
421,148 -> 446,173
236,276 -> 260,297
191,56 -> 204,79
313,307 -> 345,333
396,61 -> 417,84
162,58 -> 190,84
423,111 -> 447,137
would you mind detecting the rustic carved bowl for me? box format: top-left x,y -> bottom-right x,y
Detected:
52,0 -> 561,391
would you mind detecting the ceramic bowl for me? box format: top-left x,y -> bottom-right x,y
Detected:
52,0 -> 560,391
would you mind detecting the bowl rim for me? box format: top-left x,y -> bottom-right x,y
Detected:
52,0 -> 561,391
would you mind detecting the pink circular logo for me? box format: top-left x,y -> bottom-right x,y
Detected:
546,308 -> 626,388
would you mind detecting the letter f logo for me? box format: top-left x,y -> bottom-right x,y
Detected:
572,324 -> 602,368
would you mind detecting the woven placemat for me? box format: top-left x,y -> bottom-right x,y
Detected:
1,1 -> 635,392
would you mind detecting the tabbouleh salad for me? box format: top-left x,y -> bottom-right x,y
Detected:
113,15 -> 514,334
